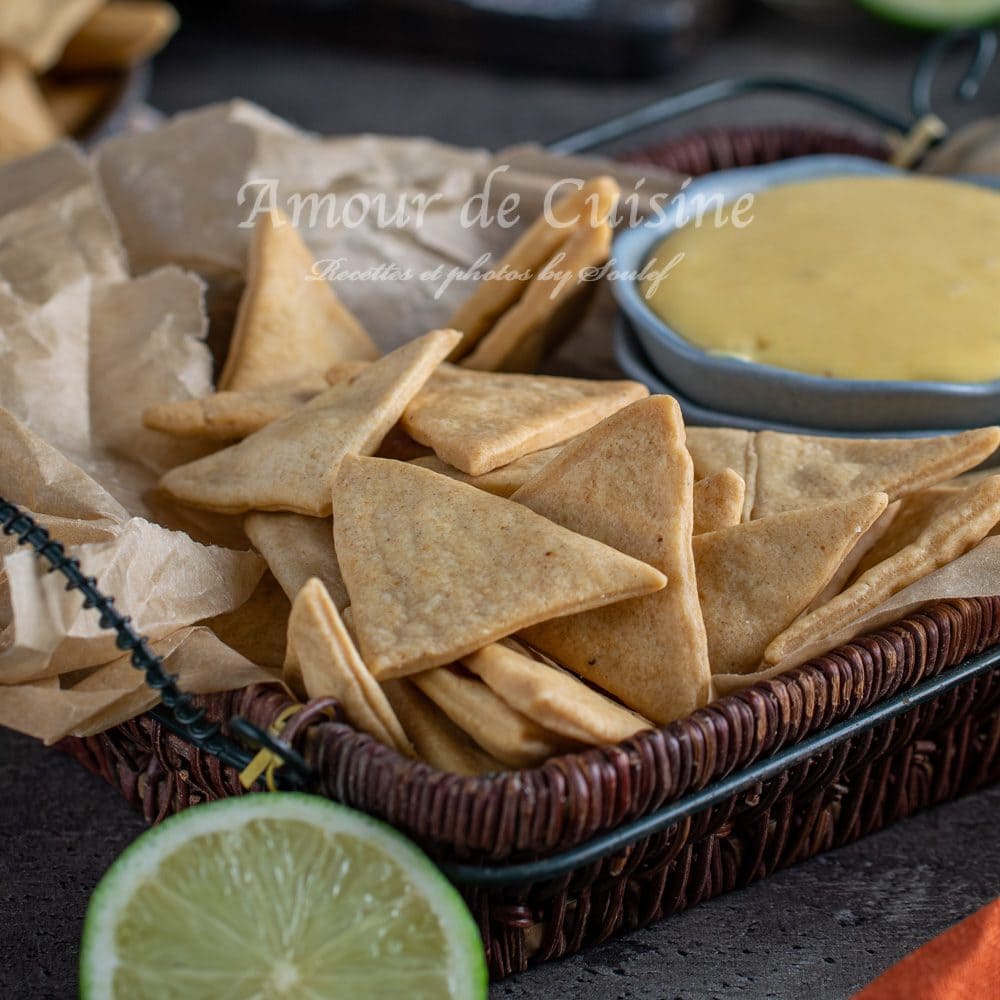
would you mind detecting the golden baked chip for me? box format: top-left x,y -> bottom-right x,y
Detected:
324,359 -> 371,386
58,1 -> 179,72
285,578 -> 413,755
516,396 -> 711,724
848,487 -> 960,581
143,377 -> 327,441
0,0 -> 101,71
447,176 -> 619,361
218,209 -> 379,392
409,445 -> 564,498
463,641 -> 651,745
244,511 -> 349,611
804,500 -> 901,612
159,329 -> 458,515
39,77 -> 113,136
693,468 -> 746,535
752,427 -> 1000,518
686,426 -> 1000,522
381,678 -> 502,776
202,571 -> 289,671
0,56 -> 60,162
685,427 -> 756,520
694,492 -> 888,674
461,220 -> 612,372
339,604 -> 356,638
333,455 -> 667,678
401,363 -> 647,476
411,666 -> 571,768
765,476 -> 1000,664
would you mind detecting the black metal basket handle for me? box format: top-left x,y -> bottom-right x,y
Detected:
0,498 -> 312,790
547,28 -> 997,157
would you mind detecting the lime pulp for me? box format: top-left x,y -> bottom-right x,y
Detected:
79,793 -> 487,1000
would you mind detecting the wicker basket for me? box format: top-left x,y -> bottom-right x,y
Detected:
56,125 -> 1000,981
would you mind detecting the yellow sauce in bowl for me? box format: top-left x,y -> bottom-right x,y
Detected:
642,176 -> 1000,382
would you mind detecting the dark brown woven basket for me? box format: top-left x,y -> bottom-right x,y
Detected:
626,123 -> 890,175
62,597 -> 1000,978
57,125 -> 1000,981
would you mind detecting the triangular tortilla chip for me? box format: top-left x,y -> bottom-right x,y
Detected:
382,678 -> 502,775
849,487 -> 959,581
463,641 -> 651,745
40,77 -> 114,136
244,511 -> 348,610
143,377 -> 327,441
447,176 -> 620,361
0,0 -> 102,71
694,492 -> 888,675
685,427 -> 756,521
693,469 -> 746,535
285,578 -> 412,755
159,329 -> 460,515
340,604 -> 356,638
218,209 -> 379,392
0,56 -> 60,162
945,468 -> 999,489
765,476 -> 1000,665
515,396 -> 711,724
804,500 -> 902,612
333,455 -> 667,678
409,444 -> 564,498
202,571 -> 290,671
324,359 -> 371,387
461,220 -> 613,372
58,1 -> 179,72
752,427 -> 1000,518
411,666 -> 572,768
401,363 -> 647,476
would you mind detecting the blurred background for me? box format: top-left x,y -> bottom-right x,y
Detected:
148,0 -> 999,150
3,0 -> 997,163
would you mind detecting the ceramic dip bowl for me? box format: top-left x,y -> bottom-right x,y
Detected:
611,155 -> 1000,433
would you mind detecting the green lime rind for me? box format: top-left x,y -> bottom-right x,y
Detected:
79,793 -> 488,1000
854,0 -> 1000,29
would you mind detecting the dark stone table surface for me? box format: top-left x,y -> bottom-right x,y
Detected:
3,5 -> 999,998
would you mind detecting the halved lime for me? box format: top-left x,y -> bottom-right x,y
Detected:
854,0 -> 1000,29
80,794 -> 487,999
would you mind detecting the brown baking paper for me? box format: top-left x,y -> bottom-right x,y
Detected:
0,138 -> 271,742
0,628 -> 276,745
2,516 -> 263,683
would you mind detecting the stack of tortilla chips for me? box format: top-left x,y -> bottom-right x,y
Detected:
144,185 -> 1000,775
0,0 -> 178,162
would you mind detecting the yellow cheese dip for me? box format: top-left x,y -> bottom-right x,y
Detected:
642,176 -> 1000,382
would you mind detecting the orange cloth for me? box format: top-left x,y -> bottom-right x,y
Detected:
854,898 -> 1000,1000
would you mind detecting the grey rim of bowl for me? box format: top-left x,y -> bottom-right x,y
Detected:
612,311 -> 985,441
611,154 -> 1000,401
